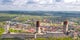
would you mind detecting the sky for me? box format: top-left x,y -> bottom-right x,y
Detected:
0,0 -> 80,11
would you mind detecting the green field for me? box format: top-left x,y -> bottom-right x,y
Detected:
0,27 -> 5,35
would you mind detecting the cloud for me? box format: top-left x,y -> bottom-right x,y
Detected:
0,0 -> 80,11
64,0 -> 76,3
33,0 -> 53,4
13,0 -> 28,5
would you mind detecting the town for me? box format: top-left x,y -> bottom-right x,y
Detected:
0,12 -> 80,40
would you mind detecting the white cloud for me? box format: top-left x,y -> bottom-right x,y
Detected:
33,0 -> 53,4
0,0 -> 80,11
13,0 -> 28,5
64,0 -> 76,3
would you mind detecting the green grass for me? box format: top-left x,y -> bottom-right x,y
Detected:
0,27 -> 5,35
0,37 -> 80,40
0,38 -> 24,40
33,37 -> 80,40
9,29 -> 22,33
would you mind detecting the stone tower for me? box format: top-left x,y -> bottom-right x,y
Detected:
6,21 -> 10,34
63,20 -> 69,33
36,21 -> 41,33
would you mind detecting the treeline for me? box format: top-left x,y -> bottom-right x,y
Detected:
0,11 -> 80,17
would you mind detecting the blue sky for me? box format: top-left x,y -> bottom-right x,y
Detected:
0,0 -> 80,11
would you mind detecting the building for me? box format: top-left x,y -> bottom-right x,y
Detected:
63,20 -> 69,34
